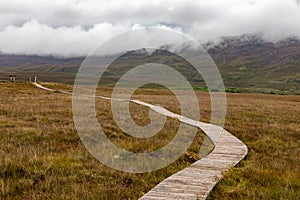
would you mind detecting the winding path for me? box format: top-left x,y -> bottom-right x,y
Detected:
33,82 -> 248,200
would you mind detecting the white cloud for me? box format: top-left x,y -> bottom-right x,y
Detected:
0,0 -> 299,56
0,20 -> 134,56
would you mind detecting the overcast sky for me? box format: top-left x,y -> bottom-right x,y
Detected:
0,0 -> 299,56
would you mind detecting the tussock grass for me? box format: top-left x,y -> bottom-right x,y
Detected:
208,93 -> 300,199
1,82 -> 299,199
0,82 -> 207,199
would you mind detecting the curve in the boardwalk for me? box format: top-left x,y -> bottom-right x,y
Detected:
32,82 -> 248,200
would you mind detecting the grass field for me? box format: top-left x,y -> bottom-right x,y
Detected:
0,82 -> 299,199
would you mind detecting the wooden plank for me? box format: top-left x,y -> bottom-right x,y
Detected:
33,83 -> 248,200
140,129 -> 247,200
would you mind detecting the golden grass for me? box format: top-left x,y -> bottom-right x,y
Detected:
0,82 -> 299,199
208,93 -> 300,199
0,82 -> 207,199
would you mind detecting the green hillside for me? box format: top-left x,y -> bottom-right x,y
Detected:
0,36 -> 299,94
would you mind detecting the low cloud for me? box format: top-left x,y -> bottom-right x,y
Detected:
0,0 -> 299,56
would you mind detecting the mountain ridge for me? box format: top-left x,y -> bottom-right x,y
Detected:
0,35 -> 299,94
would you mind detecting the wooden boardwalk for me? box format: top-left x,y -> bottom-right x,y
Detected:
33,82 -> 248,200
136,101 -> 248,200
140,128 -> 247,200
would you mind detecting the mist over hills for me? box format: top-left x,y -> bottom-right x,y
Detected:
206,36 -> 300,94
0,35 -> 299,94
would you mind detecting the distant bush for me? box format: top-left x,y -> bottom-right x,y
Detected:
193,87 -> 209,92
225,88 -> 240,93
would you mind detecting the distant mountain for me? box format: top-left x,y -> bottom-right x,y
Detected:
0,54 -> 84,67
206,36 -> 300,93
0,35 -> 299,94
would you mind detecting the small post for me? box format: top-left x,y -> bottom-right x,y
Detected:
34,76 -> 37,83
9,75 -> 16,82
